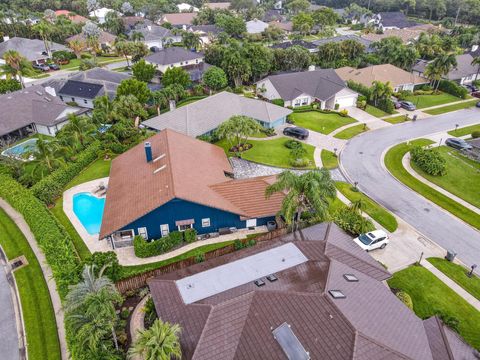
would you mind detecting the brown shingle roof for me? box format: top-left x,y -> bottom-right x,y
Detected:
99,129 -> 283,238
162,12 -> 197,25
336,64 -> 428,88
148,223 -> 443,360
66,30 -> 117,44
204,2 -> 231,9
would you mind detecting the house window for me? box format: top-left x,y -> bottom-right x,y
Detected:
83,99 -> 88,104
178,223 -> 193,231
160,224 -> 169,237
201,218 -> 210,227
59,95 -> 63,101
196,59 -> 199,63
185,61 -> 188,64
119,229 -> 134,239
301,97 -> 308,105
71,97 -> 75,102
180,62 -> 183,65
294,99 -> 301,106
138,227 -> 148,240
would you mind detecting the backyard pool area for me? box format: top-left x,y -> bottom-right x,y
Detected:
73,192 -> 105,235
1,138 -> 38,159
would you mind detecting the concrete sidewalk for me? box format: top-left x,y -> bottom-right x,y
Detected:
421,259 -> 480,311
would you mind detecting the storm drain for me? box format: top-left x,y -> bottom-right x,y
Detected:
9,256 -> 28,271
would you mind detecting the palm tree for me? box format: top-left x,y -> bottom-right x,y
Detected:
1,50 -> 32,88
28,138 -> 64,177
68,39 -> 85,59
128,319 -> 182,360
182,31 -> 202,51
33,20 -> 53,56
130,31 -> 144,42
58,114 -> 96,148
151,91 -> 168,116
424,62 -> 443,90
472,56 -> 480,84
265,169 -> 336,231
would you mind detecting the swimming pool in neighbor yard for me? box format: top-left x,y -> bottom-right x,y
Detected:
73,192 -> 105,235
1,138 -> 38,159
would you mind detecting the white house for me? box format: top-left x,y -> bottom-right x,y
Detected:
246,19 -> 269,34
89,7 -> 119,24
177,3 -> 199,12
256,69 -> 358,109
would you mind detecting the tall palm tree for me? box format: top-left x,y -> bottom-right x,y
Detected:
33,20 -> 53,56
182,31 -> 202,51
265,169 -> 336,231
28,138 -> 64,177
151,91 -> 168,116
130,31 -> 144,42
68,39 -> 85,59
424,62 -> 443,90
58,114 -> 96,148
128,319 -> 182,360
1,50 -> 32,88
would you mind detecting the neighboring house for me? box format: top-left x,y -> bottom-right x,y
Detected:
54,10 -> 88,24
122,16 -> 152,31
336,64 -> 429,92
263,9 -> 284,22
162,13 -> 197,26
56,68 -> 130,108
147,222 -> 478,359
369,11 -> 417,31
256,69 -> 358,109
0,36 -> 67,64
312,35 -> 375,53
145,47 -> 210,81
185,25 -> 221,45
361,24 -> 443,45
246,19 -> 269,34
99,129 -> 284,245
268,21 -> 293,33
66,31 -> 117,48
127,24 -> 180,49
469,44 -> 480,58
142,91 -> 292,136
89,7 -> 119,24
0,85 -> 86,141
177,3 -> 199,12
270,40 -> 317,53
203,2 -> 231,9
412,54 -> 479,85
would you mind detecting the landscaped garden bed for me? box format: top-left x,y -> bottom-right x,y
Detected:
288,110 -> 356,135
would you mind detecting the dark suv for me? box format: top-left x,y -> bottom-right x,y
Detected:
283,126 -> 309,140
445,138 -> 473,150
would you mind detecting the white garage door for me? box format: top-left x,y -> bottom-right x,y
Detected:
336,95 -> 357,108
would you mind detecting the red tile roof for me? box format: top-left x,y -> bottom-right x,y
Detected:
54,10 -> 88,23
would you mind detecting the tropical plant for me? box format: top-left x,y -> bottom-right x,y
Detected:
370,81 -> 393,107
0,50 -> 33,88
33,20 -> 53,56
27,138 -> 64,177
132,59 -> 156,82
265,169 -> 336,230
115,40 -> 134,67
128,319 -> 182,360
162,66 -> 191,88
182,31 -> 202,51
116,78 -> 151,104
57,114 -> 97,148
411,146 -> 446,176
68,39 -> 85,59
202,65 -> 227,92
130,31 -> 145,42
424,62 -> 444,90
82,21 -> 101,58
103,11 -> 124,35
215,115 -> 262,155
151,90 -> 168,115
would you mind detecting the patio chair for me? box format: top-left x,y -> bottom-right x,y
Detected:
93,182 -> 106,194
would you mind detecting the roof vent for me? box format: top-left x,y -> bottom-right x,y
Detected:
266,274 -> 277,282
328,290 -> 346,299
153,165 -> 166,174
343,274 -> 358,282
153,153 -> 166,162
35,90 -> 43,96
44,97 -> 52,102
254,279 -> 265,287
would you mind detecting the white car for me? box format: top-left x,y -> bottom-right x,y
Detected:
353,230 -> 389,252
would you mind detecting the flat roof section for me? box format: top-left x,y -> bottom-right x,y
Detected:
175,243 -> 308,304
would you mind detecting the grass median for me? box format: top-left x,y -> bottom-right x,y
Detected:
424,99 -> 478,115
447,123 -> 480,137
384,139 -> 480,230
335,182 -> 398,232
0,208 -> 61,360
334,124 -> 369,140
320,149 -> 338,169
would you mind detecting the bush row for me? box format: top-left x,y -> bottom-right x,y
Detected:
411,146 -> 446,176
333,207 -> 375,236
133,229 -> 197,258
438,80 -> 468,99
31,141 -> 101,205
0,174 -> 80,298
348,80 -> 395,114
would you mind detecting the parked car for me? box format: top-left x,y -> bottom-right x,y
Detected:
283,126 -> 309,140
399,101 -> 416,111
33,63 -> 50,71
353,230 -> 389,252
464,84 -> 478,93
473,92 -> 480,99
445,138 -> 473,150
393,101 -> 401,109
47,63 -> 60,70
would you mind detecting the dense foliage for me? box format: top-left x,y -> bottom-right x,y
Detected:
133,230 -> 196,258
0,78 -> 21,94
411,146 -> 447,176
333,206 -> 375,236
437,80 -> 468,99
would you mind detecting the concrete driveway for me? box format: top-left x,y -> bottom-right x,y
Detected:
341,107 -> 480,272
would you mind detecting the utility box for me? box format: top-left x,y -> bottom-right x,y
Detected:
445,250 -> 457,262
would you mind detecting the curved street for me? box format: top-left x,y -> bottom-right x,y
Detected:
341,108 -> 480,269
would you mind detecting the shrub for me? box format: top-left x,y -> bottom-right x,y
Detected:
247,239 -> 256,247
0,174 -> 80,298
411,146 -> 446,176
271,98 -> 284,107
52,50 -> 76,61
339,109 -> 348,117
290,157 -> 310,168
261,127 -> 276,136
233,86 -> 244,94
143,297 -> 158,329
80,53 -> 92,59
333,207 -> 375,236
169,231 -> 183,246
347,80 -> 371,98
134,235 -> 162,258
334,103 -> 340,110
284,139 -> 302,149
82,251 -> 121,282
286,114 -> 295,124
396,291 -> 413,310
234,239 -> 245,250
472,131 -> 480,138
120,309 -> 130,319
194,254 -> 205,263
184,228 -> 197,243
437,80 -> 468,99
31,141 -> 101,205
437,312 -> 460,332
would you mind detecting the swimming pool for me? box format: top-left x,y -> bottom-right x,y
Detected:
1,138 -> 38,159
73,192 -> 106,235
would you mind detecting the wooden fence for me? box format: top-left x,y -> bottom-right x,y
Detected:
115,228 -> 288,294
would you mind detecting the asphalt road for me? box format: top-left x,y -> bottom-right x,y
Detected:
341,107 -> 480,269
0,251 -> 20,360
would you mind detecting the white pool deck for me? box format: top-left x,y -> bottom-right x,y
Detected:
63,177 -> 269,266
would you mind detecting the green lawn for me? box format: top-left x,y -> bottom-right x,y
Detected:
65,158 -> 112,190
384,139 -> 480,230
404,92 -> 460,109
447,123 -> 480,137
215,137 -> 316,169
365,105 -> 390,118
0,208 -> 61,360
289,111 -> 356,135
387,265 -> 480,350
427,257 -> 480,301
60,56 -> 124,70
410,146 -> 480,208
335,181 -> 398,232
383,115 -> 411,124
424,99 -> 478,115
320,149 -> 338,169
333,124 -> 369,140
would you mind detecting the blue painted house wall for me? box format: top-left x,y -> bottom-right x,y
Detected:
120,198 -> 275,240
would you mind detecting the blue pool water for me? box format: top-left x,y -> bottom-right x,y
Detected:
73,192 -> 106,235
1,138 -> 38,158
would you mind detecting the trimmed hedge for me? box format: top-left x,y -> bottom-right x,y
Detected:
438,80 -> 468,99
31,141 -> 101,205
133,230 -> 186,258
271,98 -> 284,107
396,291 -> 413,310
0,174 -> 80,298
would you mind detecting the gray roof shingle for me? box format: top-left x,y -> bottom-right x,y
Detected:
0,37 -> 67,62
145,47 -> 203,65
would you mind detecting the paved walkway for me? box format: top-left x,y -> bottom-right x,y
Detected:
0,199 -> 68,360
343,106 -> 391,131
421,259 -> 480,311
402,153 -> 480,215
